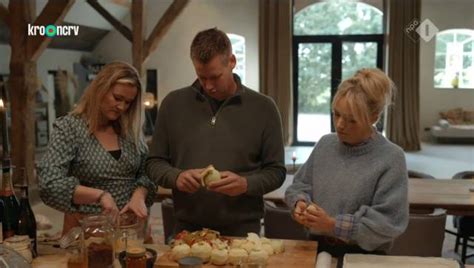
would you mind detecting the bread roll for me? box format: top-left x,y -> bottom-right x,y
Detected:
228,248 -> 248,265
171,244 -> 190,261
270,239 -> 285,254
190,241 -> 212,262
248,249 -> 269,264
200,165 -> 221,186
210,248 -> 228,265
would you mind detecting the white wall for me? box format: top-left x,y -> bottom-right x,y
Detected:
419,0 -> 474,140
93,0 -> 259,104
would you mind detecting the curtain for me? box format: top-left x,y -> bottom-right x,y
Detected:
259,0 -> 293,145
386,0 -> 421,151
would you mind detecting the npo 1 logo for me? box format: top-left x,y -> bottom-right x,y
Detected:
405,19 -> 439,42
28,24 -> 79,37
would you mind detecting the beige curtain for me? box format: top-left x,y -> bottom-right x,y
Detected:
259,0 -> 293,145
386,0 -> 421,151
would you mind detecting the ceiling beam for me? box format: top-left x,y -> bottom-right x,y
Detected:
27,0 -> 75,61
142,0 -> 189,62
0,3 -> 9,26
87,0 -> 133,42
131,0 -> 144,75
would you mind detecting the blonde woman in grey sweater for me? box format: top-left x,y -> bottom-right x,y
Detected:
285,68 -> 408,257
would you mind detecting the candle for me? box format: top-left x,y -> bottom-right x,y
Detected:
291,152 -> 297,161
0,98 -> 9,156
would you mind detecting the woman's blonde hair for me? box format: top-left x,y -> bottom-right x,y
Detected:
332,68 -> 396,128
72,61 -> 143,147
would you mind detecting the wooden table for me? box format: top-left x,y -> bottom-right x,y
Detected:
157,176 -> 474,216
155,239 -> 317,268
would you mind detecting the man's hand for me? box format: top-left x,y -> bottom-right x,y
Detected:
304,203 -> 336,234
176,169 -> 204,193
293,200 -> 308,225
120,187 -> 148,219
207,171 -> 247,196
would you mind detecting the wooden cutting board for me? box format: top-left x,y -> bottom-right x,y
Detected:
154,239 -> 317,268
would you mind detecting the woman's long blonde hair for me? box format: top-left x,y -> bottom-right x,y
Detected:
332,68 -> 396,128
72,61 -> 143,147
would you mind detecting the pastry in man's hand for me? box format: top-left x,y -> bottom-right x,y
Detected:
200,165 -> 221,187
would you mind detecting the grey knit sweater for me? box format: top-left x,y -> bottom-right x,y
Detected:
285,132 -> 409,252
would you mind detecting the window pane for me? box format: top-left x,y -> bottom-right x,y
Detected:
434,29 -> 474,88
342,42 -> 378,80
297,43 -> 332,142
463,55 -> 472,69
227,34 -> 246,84
435,54 -> 446,69
464,41 -> 473,53
294,1 -> 382,35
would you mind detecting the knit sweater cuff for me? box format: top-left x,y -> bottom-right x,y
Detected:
335,214 -> 356,242
165,168 -> 183,189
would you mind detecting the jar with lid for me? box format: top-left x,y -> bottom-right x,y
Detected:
4,235 -> 32,263
81,215 -> 114,268
126,246 -> 147,268
115,212 -> 142,255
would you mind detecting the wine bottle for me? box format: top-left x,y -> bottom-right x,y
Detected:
0,199 -> 4,242
0,157 -> 19,239
17,184 -> 37,258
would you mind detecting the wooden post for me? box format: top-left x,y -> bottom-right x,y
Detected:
7,0 -> 74,184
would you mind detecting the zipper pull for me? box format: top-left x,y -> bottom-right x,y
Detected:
210,116 -> 216,126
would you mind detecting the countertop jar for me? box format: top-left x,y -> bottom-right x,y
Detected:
4,235 -> 33,263
81,215 -> 114,268
126,246 -> 147,268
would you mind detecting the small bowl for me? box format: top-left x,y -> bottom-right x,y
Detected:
119,248 -> 157,268
177,256 -> 203,267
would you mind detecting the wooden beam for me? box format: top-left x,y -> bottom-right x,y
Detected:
27,0 -> 75,61
0,3 -> 9,26
8,0 -> 39,183
131,0 -> 144,76
87,0 -> 132,42
142,0 -> 189,62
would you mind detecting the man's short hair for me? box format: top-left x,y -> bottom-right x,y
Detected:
190,27 -> 232,64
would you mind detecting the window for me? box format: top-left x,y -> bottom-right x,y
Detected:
227,33 -> 246,84
434,29 -> 474,89
293,0 -> 384,144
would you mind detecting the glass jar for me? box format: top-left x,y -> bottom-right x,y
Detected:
81,215 -> 114,268
116,212 -> 139,253
66,240 -> 87,268
0,244 -> 30,268
4,235 -> 32,263
125,246 -> 147,268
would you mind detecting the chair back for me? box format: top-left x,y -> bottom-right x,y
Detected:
408,170 -> 435,179
263,201 -> 308,240
161,198 -> 176,244
389,208 -> 447,257
453,171 -> 474,179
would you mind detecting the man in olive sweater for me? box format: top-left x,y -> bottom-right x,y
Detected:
145,28 -> 286,236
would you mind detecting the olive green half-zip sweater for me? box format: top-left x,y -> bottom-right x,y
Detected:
146,75 -> 286,227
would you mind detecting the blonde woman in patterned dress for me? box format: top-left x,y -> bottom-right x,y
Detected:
38,61 -> 156,235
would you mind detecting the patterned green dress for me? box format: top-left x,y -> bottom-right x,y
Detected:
38,114 -> 156,214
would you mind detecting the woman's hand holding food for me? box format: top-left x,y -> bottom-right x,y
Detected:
293,200 -> 308,225
120,187 -> 148,218
99,191 -> 119,222
304,203 -> 336,234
